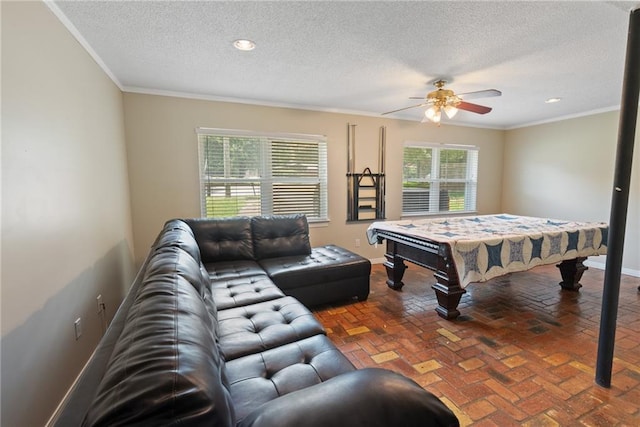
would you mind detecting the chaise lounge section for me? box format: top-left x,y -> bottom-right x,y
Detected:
186,214 -> 371,307
51,215 -> 459,426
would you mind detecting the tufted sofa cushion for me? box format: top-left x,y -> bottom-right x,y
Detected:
205,260 -> 266,282
211,274 -> 285,310
258,244 -> 371,305
216,296 -> 325,360
237,368 -> 460,427
186,217 -> 255,262
259,245 -> 370,284
225,334 -> 356,422
251,214 -> 311,259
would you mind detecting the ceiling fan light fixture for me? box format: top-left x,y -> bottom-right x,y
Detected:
381,79 -> 500,122
444,104 -> 459,119
425,106 -> 441,123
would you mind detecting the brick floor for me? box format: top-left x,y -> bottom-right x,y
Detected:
313,263 -> 640,426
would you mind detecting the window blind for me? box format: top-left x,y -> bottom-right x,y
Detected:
197,129 -> 328,221
402,142 -> 478,216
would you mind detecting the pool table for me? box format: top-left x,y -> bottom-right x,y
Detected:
367,214 -> 608,320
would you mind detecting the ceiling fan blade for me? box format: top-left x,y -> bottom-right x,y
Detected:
457,89 -> 502,100
457,101 -> 492,114
382,102 -> 427,115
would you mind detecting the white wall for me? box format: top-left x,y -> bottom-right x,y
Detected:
1,2 -> 135,425
123,93 -> 505,265
503,111 -> 640,274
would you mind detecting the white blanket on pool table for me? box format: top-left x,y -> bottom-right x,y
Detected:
367,214 -> 608,287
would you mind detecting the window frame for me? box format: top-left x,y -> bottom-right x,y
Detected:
196,127 -> 328,222
401,141 -> 479,217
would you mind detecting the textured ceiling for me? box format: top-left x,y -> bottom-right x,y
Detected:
51,1 -> 638,129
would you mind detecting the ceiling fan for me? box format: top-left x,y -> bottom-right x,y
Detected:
382,80 -> 502,124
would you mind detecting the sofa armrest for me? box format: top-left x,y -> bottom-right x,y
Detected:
237,368 -> 459,427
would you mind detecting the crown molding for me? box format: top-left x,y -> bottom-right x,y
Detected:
506,105 -> 621,130
44,0 -> 123,91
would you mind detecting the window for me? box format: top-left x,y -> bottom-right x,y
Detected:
402,142 -> 478,216
197,128 -> 328,221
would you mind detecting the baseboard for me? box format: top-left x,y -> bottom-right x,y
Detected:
370,257 -> 386,264
584,260 -> 640,278
621,267 -> 639,277
584,260 -> 606,271
44,346 -> 98,427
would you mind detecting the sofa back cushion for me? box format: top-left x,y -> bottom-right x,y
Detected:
186,217 -> 255,262
153,219 -> 201,263
161,218 -> 195,236
144,246 -> 210,298
83,250 -> 235,427
152,221 -> 221,328
252,215 -> 311,260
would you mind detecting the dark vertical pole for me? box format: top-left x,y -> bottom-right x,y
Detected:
595,7 -> 640,388
347,123 -> 354,221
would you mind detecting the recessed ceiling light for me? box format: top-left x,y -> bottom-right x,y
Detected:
233,39 -> 256,51
545,97 -> 562,104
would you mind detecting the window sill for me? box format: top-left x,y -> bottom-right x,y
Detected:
309,219 -> 330,228
401,211 -> 478,220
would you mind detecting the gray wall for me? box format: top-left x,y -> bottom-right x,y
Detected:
504,112 -> 639,273
1,2 -> 135,425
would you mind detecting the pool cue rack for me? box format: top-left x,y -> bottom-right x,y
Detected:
346,124 -> 386,222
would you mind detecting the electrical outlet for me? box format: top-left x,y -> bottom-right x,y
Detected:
74,318 -> 82,340
355,238 -> 361,247
97,294 -> 104,314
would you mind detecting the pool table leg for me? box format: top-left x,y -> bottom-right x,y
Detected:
431,245 -> 466,320
384,253 -> 407,290
557,257 -> 588,291
432,282 -> 465,320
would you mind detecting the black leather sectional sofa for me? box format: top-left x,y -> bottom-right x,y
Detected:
52,215 -> 459,426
